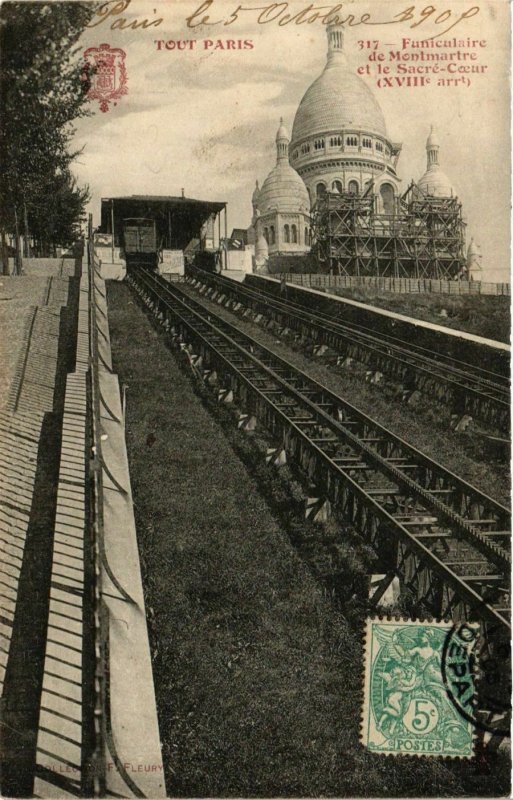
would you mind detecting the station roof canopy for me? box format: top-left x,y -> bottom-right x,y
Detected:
100,195 -> 226,250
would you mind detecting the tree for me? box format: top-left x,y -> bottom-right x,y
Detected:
30,169 -> 91,255
0,2 -> 96,267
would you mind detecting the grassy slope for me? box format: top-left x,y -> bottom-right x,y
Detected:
329,288 -> 510,344
107,282 -> 508,797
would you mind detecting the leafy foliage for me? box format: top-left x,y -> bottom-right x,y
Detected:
0,2 -> 96,251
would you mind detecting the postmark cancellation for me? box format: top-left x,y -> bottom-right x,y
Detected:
362,618 -> 478,758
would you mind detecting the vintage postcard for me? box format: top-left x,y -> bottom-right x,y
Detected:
0,0 -> 510,797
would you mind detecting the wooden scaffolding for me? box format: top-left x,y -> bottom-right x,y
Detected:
311,181 -> 466,279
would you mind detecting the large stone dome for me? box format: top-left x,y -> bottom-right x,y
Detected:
257,121 -> 310,214
288,24 -> 399,202
291,26 -> 387,145
292,63 -> 387,143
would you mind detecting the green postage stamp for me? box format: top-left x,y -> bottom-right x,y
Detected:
362,619 -> 478,758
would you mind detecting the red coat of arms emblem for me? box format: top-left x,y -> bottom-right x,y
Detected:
82,43 -> 128,113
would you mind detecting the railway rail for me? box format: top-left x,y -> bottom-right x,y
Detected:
187,268 -> 509,433
128,270 -> 510,651
246,273 -> 510,376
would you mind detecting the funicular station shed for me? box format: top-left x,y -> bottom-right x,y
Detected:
98,194 -> 227,273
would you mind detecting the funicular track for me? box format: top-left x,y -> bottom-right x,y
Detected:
187,268 -> 510,433
128,269 -> 511,724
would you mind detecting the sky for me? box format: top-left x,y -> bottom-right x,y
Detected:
73,0 -> 511,280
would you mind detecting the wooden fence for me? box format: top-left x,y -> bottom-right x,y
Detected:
278,274 -> 510,296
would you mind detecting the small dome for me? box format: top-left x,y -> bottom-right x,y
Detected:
418,127 -> 454,197
467,238 -> 481,271
255,227 -> 269,271
252,180 -> 260,203
257,163 -> 310,214
467,238 -> 479,257
258,120 -> 310,214
276,117 -> 289,141
426,125 -> 439,149
417,166 -> 454,197
256,228 -> 268,256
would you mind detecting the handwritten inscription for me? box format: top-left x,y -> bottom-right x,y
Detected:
87,0 -> 481,40
87,1 -> 163,30
185,2 -> 480,37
